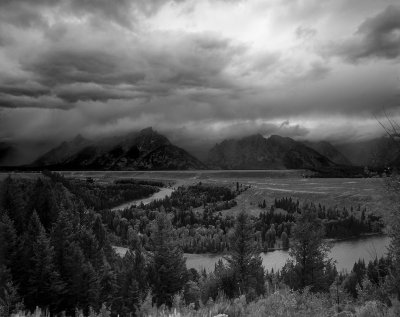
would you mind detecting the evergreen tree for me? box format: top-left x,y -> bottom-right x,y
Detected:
284,207 -> 334,292
225,209 -> 265,299
25,213 -> 65,311
29,178 -> 59,230
281,231 -> 289,250
0,266 -> 21,316
99,261 -> 118,307
12,211 -> 45,306
115,244 -> 148,315
51,208 -> 76,272
0,213 -> 17,269
149,212 -> 187,307
1,176 -> 27,233
62,241 -> 101,313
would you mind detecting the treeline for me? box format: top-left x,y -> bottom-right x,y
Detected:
43,171 -> 159,210
103,195 -> 382,254
259,197 -> 384,240
140,182 -> 236,211
100,205 -> 237,253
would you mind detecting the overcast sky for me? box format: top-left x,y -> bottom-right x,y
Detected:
1,0 -> 400,158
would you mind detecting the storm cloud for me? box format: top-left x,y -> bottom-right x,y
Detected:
0,0 -> 399,162
332,4 -> 400,62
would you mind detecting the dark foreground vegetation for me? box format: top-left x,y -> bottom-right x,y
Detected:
0,172 -> 399,316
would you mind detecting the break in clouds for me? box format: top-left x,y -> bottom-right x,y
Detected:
0,0 -> 400,156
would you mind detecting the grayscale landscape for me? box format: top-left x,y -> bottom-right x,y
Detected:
0,1 -> 400,316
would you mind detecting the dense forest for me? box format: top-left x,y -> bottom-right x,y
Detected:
0,172 -> 397,316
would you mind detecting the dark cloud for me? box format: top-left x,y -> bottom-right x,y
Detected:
333,5 -> 400,62
54,83 -> 147,103
25,50 -> 145,86
0,94 -> 71,110
2,31 -> 241,108
0,83 -> 50,98
0,0 -> 150,28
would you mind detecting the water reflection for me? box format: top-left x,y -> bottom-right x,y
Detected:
185,235 -> 390,273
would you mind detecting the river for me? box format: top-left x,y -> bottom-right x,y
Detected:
111,187 -> 175,211
185,235 -> 390,273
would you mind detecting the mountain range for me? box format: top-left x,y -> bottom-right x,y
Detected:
207,134 -> 336,170
1,128 -> 399,171
31,127 -> 206,170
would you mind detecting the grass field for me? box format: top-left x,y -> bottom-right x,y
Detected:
226,177 -> 395,219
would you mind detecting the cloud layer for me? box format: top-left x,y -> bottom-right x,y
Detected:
0,0 -> 399,161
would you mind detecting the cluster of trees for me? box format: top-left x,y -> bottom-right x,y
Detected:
341,257 -> 391,301
259,197 -> 300,213
259,197 -> 384,241
100,191 -> 383,254
141,182 -> 236,212
43,171 -> 160,210
100,206 -> 236,253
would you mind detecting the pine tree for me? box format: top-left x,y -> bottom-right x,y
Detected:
1,177 -> 27,233
54,239 -> 99,313
12,211 -> 45,306
50,208 -> 76,271
26,213 -> 65,311
150,212 -> 187,307
0,266 -> 22,316
281,231 -> 289,250
99,261 -> 117,307
0,213 -> 17,269
29,178 -> 58,230
225,209 -> 265,298
286,207 -> 333,292
93,214 -> 107,249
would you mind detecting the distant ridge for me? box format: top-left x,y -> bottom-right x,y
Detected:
207,134 -> 336,170
302,140 -> 351,165
32,127 -> 207,170
336,137 -> 400,167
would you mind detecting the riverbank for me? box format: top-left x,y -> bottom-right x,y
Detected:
325,232 -> 387,243
185,234 -> 390,273
112,234 -> 390,273
111,186 -> 175,211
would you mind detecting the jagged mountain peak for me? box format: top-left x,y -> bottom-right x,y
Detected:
208,134 -> 335,170
32,128 -> 205,170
